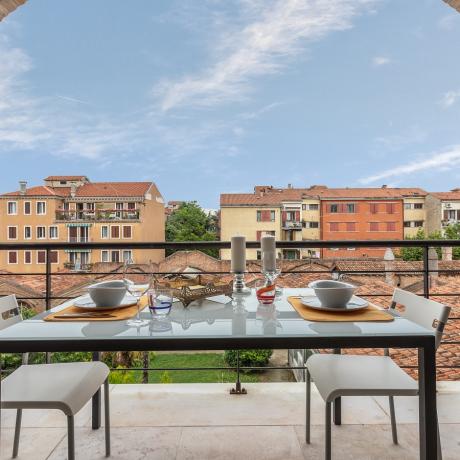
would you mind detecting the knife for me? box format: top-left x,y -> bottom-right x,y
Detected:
53,313 -> 116,318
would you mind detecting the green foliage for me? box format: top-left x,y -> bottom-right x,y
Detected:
399,225 -> 460,261
108,367 -> 140,384
160,370 -> 172,384
166,202 -> 218,257
224,349 -> 273,370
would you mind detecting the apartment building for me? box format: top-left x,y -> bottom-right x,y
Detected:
425,190 -> 460,235
220,185 -> 428,260
0,176 -> 165,273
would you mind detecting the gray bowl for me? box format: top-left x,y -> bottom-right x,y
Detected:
308,280 -> 356,308
88,280 -> 127,307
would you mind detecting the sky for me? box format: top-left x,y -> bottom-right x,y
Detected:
1,0 -> 460,208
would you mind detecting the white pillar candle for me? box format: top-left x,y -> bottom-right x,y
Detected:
231,236 -> 246,273
261,235 -> 276,272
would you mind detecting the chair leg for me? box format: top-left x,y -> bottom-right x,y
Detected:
325,402 -> 331,460
67,415 -> 75,460
12,409 -> 22,458
436,410 -> 442,460
306,369 -> 311,444
389,396 -> 398,444
104,378 -> 111,457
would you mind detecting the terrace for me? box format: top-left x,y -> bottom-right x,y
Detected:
0,240 -> 459,459
55,209 -> 140,222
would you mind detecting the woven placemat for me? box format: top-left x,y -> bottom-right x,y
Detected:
44,296 -> 148,322
288,296 -> 394,322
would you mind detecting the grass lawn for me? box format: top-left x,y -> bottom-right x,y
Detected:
109,352 -> 261,384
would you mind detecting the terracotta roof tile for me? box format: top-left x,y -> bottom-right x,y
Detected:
44,176 -> 88,181
431,191 -> 460,201
2,186 -> 66,197
75,182 -> 155,198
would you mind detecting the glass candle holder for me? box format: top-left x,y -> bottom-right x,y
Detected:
254,279 -> 276,305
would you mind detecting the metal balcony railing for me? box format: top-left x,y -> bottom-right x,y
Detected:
55,209 -> 140,221
0,239 -> 459,383
282,220 -> 302,230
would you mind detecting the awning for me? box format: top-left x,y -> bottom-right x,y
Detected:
64,249 -> 92,253
66,223 -> 93,227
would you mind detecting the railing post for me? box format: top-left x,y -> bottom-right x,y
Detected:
230,350 -> 247,395
423,245 -> 430,299
45,248 -> 52,310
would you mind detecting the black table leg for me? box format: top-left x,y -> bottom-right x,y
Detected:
418,343 -> 437,460
92,352 -> 101,430
333,348 -> 341,425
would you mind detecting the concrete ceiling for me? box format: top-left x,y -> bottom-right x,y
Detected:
0,0 -> 26,21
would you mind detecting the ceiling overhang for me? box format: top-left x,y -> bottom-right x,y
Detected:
0,0 -> 27,21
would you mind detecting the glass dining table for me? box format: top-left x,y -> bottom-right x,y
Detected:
0,289 -> 438,459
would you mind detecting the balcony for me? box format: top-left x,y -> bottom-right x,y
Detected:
55,209 -> 140,222
282,220 -> 302,230
0,382 -> 458,459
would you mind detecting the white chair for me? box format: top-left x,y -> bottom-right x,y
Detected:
305,288 -> 450,460
0,295 -> 111,460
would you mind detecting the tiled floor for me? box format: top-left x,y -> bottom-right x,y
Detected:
1,382 -> 459,459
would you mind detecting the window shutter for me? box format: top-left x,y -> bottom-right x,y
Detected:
354,203 -> 359,213
295,211 -> 300,221
256,231 -> 262,241
281,211 -> 287,221
443,210 -> 449,220
457,210 -> 460,220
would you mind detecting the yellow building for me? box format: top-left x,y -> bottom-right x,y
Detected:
0,176 -> 165,273
403,194 -> 427,237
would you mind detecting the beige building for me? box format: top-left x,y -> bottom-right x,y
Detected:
220,185 -> 430,260
0,176 -> 165,273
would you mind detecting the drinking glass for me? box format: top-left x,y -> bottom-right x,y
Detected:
148,287 -> 173,317
125,260 -> 153,327
254,279 -> 276,305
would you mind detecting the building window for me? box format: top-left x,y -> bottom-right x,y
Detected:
257,210 -> 275,222
122,250 -> 133,262
24,226 -> 32,239
50,250 -> 58,264
370,203 -> 378,214
346,222 -> 356,232
37,226 -> 46,239
404,221 -> 411,228
122,225 -> 132,239
386,222 -> 396,232
36,201 -> 46,215
24,201 -> 31,215
414,220 -> 424,227
8,251 -> 18,264
330,222 -> 339,232
111,250 -> 120,263
111,225 -> 120,238
302,204 -> 306,211
307,221 -> 319,229
369,222 -> 379,232
329,204 -> 338,213
101,250 -> 109,263
414,203 -> 423,209
404,203 -> 412,210
101,226 -> 109,239
309,204 -> 319,210
7,226 -> 17,240
49,226 -> 58,239
346,203 -> 355,213
386,203 -> 395,214
7,201 -> 17,215
127,202 -> 136,210
24,251 -> 32,264
256,250 -> 262,260
37,251 -> 46,264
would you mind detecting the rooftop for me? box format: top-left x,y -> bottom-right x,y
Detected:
1,382 -> 459,459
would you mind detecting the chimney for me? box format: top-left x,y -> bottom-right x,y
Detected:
19,180 -> 27,195
70,183 -> 77,198
287,183 -> 292,189
383,248 -> 395,286
442,247 -> 452,261
382,184 -> 387,189
428,247 -> 439,285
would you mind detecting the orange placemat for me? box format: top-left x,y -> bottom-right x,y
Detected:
288,296 -> 394,322
44,296 -> 148,322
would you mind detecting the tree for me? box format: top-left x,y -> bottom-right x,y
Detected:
400,228 -> 425,261
166,202 -> 218,257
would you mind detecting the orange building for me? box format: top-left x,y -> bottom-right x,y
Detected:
319,189 -> 405,258
0,176 -> 165,273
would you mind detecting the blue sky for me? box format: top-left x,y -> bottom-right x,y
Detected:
1,0 -> 460,208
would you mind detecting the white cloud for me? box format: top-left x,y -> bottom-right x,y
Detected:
372,56 -> 391,67
438,14 -> 458,31
440,90 -> 460,108
240,101 -> 284,120
359,145 -> 460,185
153,0 -> 377,111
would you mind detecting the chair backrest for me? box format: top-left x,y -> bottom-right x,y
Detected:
391,288 -> 451,349
0,295 -> 22,331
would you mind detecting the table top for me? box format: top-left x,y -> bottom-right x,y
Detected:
0,289 -> 435,352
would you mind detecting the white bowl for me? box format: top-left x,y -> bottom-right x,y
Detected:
88,280 -> 127,307
308,280 -> 356,308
